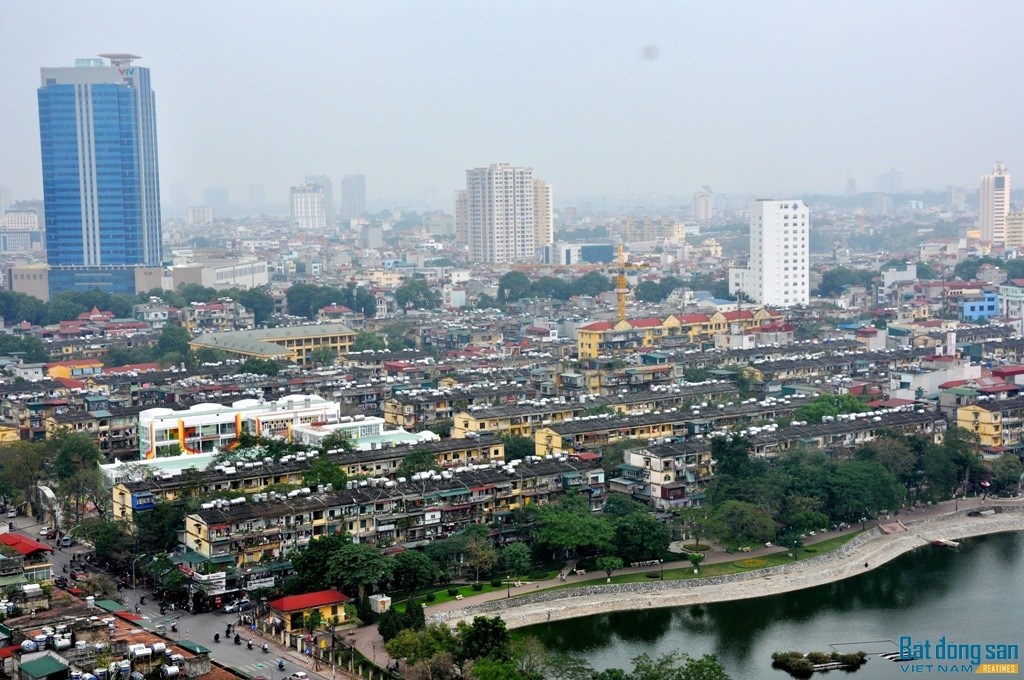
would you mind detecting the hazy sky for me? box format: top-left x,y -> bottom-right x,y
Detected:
2,1 -> 1022,208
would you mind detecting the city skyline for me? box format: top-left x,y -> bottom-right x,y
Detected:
2,3 -> 1024,208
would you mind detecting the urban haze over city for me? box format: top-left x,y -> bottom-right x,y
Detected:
1,3 -> 1024,680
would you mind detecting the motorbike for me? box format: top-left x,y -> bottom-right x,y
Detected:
214,634 -> 220,643
278,661 -> 285,671
234,634 -> 241,645
140,596 -> 146,606
263,644 -> 270,654
247,640 -> 253,650
171,623 -> 178,633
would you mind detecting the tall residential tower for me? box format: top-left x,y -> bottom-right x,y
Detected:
980,163 -> 1011,244
341,175 -> 366,220
729,199 -> 809,307
533,179 -> 554,247
466,164 -> 535,264
290,184 -> 326,230
38,54 -> 162,294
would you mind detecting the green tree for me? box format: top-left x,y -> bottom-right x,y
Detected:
530,276 -> 572,301
0,441 -> 50,502
613,514 -> 670,564
392,550 -> 440,594
815,267 -> 876,297
501,434 -> 534,462
396,278 -> 441,310
533,496 -> 615,559
302,454 -> 348,490
285,283 -> 321,319
328,542 -> 394,599
793,393 -> 869,424
238,287 -> 275,325
0,334 -> 50,363
595,556 -> 624,580
308,345 -> 337,366
288,533 -> 351,594
989,454 -> 1024,493
476,293 -> 501,310
634,280 -> 664,303
499,542 -> 531,580
464,537 -> 498,581
709,500 -> 776,547
134,503 -> 188,554
629,651 -> 731,680
827,460 -> 903,519
497,272 -> 533,304
351,330 -> 387,352
687,553 -> 704,572
156,325 -> 193,360
571,271 -> 612,297
399,449 -> 439,478
240,358 -> 281,375
48,430 -> 103,480
177,283 -> 220,304
456,616 -> 511,665
601,494 -> 647,519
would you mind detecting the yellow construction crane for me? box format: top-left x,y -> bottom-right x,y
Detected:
615,245 -> 644,322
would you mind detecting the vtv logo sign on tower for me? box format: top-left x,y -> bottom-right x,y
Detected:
118,68 -> 135,76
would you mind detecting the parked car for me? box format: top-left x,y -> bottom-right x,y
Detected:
39,526 -> 53,536
290,673 -> 309,680
224,598 -> 250,613
45,529 -> 58,539
6,508 -> 16,518
60,536 -> 73,548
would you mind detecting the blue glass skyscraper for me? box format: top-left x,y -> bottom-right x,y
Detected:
38,54 -> 162,295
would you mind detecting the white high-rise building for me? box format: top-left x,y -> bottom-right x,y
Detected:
980,162 -> 1011,244
304,175 -> 334,221
454,190 -> 468,245
0,187 -> 12,212
186,206 -> 214,226
693,191 -> 714,222
466,164 -> 535,263
533,179 -> 554,246
290,184 -> 326,230
729,199 -> 809,307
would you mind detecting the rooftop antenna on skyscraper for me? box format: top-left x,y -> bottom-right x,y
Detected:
98,53 -> 142,68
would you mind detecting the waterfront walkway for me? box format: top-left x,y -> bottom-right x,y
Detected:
345,495 -> 1021,664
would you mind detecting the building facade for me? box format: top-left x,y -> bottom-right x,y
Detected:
730,199 -> 809,307
980,162 -> 1010,245
533,179 -> 554,246
341,174 -> 366,220
692,191 -> 714,222
38,54 -> 162,295
290,184 -> 326,230
138,395 -> 341,459
467,164 -> 535,264
304,175 -> 334,221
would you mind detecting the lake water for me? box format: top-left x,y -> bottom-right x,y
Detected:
522,532 -> 1024,679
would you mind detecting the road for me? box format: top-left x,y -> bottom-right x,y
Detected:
4,515 -> 332,680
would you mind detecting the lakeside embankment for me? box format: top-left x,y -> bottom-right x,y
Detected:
429,506 -> 1024,630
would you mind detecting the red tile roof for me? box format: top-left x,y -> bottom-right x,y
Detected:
722,310 -> 755,320
579,322 -> 615,331
268,590 -> 349,612
675,314 -> 709,324
629,318 -> 663,328
0,532 -> 53,555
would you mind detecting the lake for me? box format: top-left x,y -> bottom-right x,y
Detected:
522,532 -> 1024,679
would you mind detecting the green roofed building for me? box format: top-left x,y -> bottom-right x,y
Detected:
189,323 -> 356,365
19,657 -> 69,680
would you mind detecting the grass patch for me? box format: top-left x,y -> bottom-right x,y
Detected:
547,530 -> 865,589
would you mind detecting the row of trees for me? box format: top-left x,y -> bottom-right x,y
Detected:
697,425 -> 997,548
0,284 -> 276,329
496,272 -> 614,305
285,282 -> 377,319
